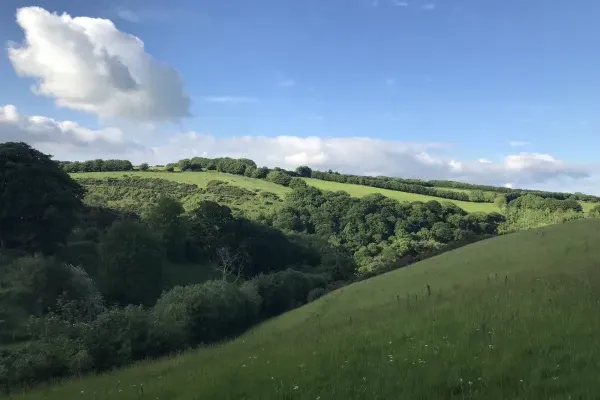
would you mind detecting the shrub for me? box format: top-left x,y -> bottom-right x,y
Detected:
266,171 -> 292,186
307,287 -> 326,302
250,270 -> 327,317
139,163 -> 150,171
152,280 -> 258,346
289,178 -> 308,190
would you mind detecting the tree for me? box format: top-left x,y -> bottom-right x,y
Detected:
266,171 -> 292,186
295,166 -> 312,178
98,220 -> 164,306
143,197 -> 187,263
139,163 -> 150,171
0,142 -> 85,253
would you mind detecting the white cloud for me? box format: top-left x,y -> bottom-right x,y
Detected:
2,104 -> 595,193
393,1 -> 409,6
202,96 -> 259,104
509,141 -> 531,147
421,4 -> 436,10
153,132 -> 594,192
0,104 -> 147,160
7,7 -> 191,122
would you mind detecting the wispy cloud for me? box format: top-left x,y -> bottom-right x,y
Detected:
202,96 -> 259,104
279,79 -> 296,88
112,6 -> 207,24
392,0 -> 409,6
509,141 -> 531,147
421,3 -> 436,10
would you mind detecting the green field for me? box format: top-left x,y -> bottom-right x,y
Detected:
304,178 -> 500,212
72,171 -> 598,214
12,219 -> 600,399
73,171 -> 500,213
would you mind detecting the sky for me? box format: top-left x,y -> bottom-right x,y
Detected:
1,0 -> 600,193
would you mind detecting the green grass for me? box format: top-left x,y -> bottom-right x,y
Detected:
11,219 -> 600,399
304,178 -> 500,212
73,171 -> 596,214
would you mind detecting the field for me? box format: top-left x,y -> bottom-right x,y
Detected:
304,178 -> 500,212
72,171 -> 502,213
12,219 -> 600,399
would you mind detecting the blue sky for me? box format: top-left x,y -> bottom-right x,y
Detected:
1,0 -> 599,192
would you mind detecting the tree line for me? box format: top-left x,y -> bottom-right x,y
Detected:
60,159 -> 134,173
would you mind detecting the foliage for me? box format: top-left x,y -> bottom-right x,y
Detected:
266,170 -> 293,186
143,197 -> 187,263
0,142 -> 85,254
98,220 -> 164,306
138,163 -> 150,171
295,165 -> 313,177
12,219 -> 600,400
60,159 -> 133,173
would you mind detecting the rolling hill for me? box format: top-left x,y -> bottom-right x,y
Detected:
13,219 -> 600,400
73,171 -> 500,213
72,171 -> 597,214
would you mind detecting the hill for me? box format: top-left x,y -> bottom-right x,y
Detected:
71,171 -> 598,214
13,219 -> 600,400
73,171 -> 499,213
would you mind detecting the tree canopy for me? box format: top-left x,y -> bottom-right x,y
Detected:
0,142 -> 85,253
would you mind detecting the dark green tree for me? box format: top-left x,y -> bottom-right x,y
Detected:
139,163 -> 150,171
98,220 -> 164,306
143,197 -> 187,262
295,166 -> 312,178
0,142 -> 84,253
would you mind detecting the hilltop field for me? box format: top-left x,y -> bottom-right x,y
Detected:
72,170 -> 597,214
10,219 -> 600,400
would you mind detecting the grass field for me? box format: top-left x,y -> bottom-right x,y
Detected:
72,172 -> 597,214
304,178 -> 500,212
11,219 -> 600,399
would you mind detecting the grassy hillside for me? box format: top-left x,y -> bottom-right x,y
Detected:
13,219 -> 600,400
304,178 -> 500,212
72,171 -> 501,213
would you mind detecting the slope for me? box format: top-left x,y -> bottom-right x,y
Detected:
12,219 -> 600,400
72,171 -> 499,213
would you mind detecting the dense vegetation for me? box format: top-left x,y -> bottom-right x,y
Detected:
11,219 -> 600,400
1,143 -> 597,396
59,159 -> 133,173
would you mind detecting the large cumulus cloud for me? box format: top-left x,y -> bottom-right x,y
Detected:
7,7 -> 191,122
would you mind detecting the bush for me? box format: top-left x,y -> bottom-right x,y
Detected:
307,287 -> 326,302
266,171 -> 292,186
139,163 -> 150,171
152,280 -> 258,346
250,270 -> 327,317
289,178 -> 308,189
0,337 -> 89,393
